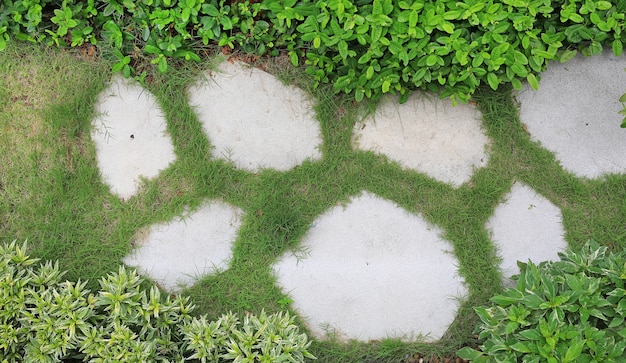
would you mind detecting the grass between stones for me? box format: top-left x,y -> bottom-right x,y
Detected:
1,42 -> 625,362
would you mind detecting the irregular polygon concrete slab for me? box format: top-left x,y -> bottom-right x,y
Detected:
123,200 -> 243,292
187,60 -> 322,172
516,50 -> 626,178
353,93 -> 489,187
486,182 -> 567,282
272,191 -> 467,342
91,75 -> 176,200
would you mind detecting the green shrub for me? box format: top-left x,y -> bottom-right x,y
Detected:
0,240 -> 316,362
1,0 -> 624,102
458,241 -> 626,363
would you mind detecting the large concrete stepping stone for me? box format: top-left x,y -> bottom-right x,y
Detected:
486,182 -> 567,282
91,75 -> 176,200
187,60 -> 322,172
272,191 -> 467,342
353,93 -> 489,187
123,200 -> 244,292
516,49 -> 626,178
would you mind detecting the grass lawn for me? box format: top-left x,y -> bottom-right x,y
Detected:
1,41 -> 625,362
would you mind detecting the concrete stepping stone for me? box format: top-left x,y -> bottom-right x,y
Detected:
187,60 -> 323,172
272,191 -> 467,342
486,182 -> 567,283
516,49 -> 626,178
91,75 -> 176,200
353,93 -> 489,187
123,200 -> 244,292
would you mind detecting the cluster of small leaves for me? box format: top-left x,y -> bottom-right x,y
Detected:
1,0 -> 624,103
0,240 -> 315,362
292,0 -> 625,103
458,241 -> 626,363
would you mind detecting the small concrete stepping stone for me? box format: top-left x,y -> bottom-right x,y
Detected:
272,191 -> 467,342
353,93 -> 489,187
516,49 -> 626,178
91,75 -> 176,200
486,182 -> 567,283
187,60 -> 323,172
123,200 -> 244,292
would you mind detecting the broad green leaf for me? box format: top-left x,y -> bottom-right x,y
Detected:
366,66 -> 375,80
487,72 -> 499,90
518,328 -> 542,340
289,51 -> 299,66
620,93 -> 626,103
122,64 -> 131,78
338,40 -> 348,59
158,56 -> 168,73
202,4 -> 219,16
382,79 -> 391,92
355,88 -> 364,102
514,50 -> 528,64
457,347 -> 487,361
426,54 -> 438,66
559,49 -> 577,63
145,44 -> 161,54
491,295 -> 518,305
441,22 -> 454,34
181,7 -> 191,23
409,10 -> 418,27
511,63 -> 528,77
527,73 -> 539,90
511,77 -> 523,89
511,341 -> 532,353
563,337 -> 584,362
613,40 -> 623,56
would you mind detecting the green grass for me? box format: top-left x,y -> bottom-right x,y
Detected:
1,42 -> 625,362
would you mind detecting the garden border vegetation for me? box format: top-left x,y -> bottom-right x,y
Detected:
1,0 -> 625,106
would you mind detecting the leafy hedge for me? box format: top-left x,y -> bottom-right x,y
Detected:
1,0 -> 624,103
0,241 -> 315,362
458,241 -> 626,363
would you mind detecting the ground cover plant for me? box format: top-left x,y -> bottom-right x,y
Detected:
1,0 -> 625,103
0,241 -> 315,362
458,242 -> 626,363
1,40 -> 625,362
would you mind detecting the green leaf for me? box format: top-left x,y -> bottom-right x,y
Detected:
511,342 -> 532,353
338,40 -> 349,59
563,337 -> 584,362
202,4 -> 219,16
288,51 -> 299,66
559,49 -> 577,63
457,347 -> 487,361
441,22 -> 454,34
145,44 -> 161,54
426,54 -> 438,66
382,79 -> 391,92
158,56 -> 168,73
366,66 -> 375,80
487,72 -> 499,90
620,93 -> 626,103
613,40 -> 623,56
527,73 -> 539,90
313,35 -> 321,49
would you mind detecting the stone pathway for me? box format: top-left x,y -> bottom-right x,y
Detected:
90,49 -> 626,342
